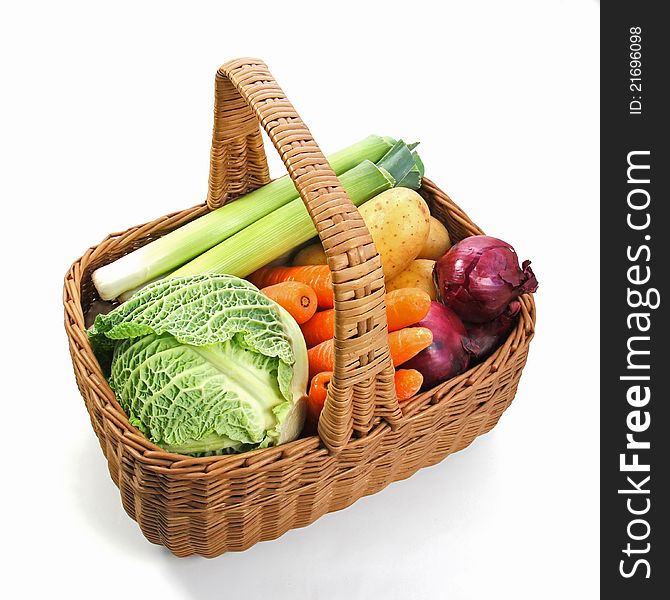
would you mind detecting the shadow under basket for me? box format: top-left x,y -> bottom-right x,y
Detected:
63,58 -> 536,558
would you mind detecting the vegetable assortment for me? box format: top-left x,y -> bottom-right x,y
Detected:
88,133 -> 538,456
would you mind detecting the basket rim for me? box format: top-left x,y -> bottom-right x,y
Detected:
64,177 -> 536,473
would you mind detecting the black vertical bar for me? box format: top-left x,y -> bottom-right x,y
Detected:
601,2 -> 669,596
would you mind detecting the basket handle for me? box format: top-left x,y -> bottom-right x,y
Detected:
207,58 -> 402,453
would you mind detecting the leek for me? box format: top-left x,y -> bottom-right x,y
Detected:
171,141 -> 423,279
92,135 -> 396,300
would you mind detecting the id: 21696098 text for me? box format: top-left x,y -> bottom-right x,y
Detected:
629,27 -> 643,115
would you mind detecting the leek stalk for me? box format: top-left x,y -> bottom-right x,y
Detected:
171,141 -> 423,279
92,135 -> 395,300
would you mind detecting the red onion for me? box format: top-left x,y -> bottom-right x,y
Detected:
403,302 -> 477,390
466,301 -> 521,362
434,235 -> 538,323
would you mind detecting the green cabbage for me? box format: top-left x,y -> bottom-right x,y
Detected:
88,273 -> 308,455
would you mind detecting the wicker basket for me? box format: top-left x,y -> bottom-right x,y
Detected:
63,58 -> 536,558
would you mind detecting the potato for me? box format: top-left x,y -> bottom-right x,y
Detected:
418,216 -> 452,260
359,188 -> 430,280
386,259 -> 437,300
292,243 -> 327,266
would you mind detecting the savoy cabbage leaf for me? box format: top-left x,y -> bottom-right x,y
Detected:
88,274 -> 307,455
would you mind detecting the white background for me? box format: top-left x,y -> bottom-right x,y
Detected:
1,1 -> 599,598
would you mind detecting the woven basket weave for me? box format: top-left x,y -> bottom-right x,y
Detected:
63,58 -> 536,558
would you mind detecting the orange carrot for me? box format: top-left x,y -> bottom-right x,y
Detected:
260,281 -> 317,324
388,327 -> 433,367
304,368 -> 423,435
307,339 -> 335,380
303,371 -> 332,436
385,288 -> 432,331
248,265 -> 333,309
301,310 -> 335,348
394,369 -> 424,401
307,327 -> 433,379
300,288 -> 432,348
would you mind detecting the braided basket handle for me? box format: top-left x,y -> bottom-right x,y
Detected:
207,58 -> 402,453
